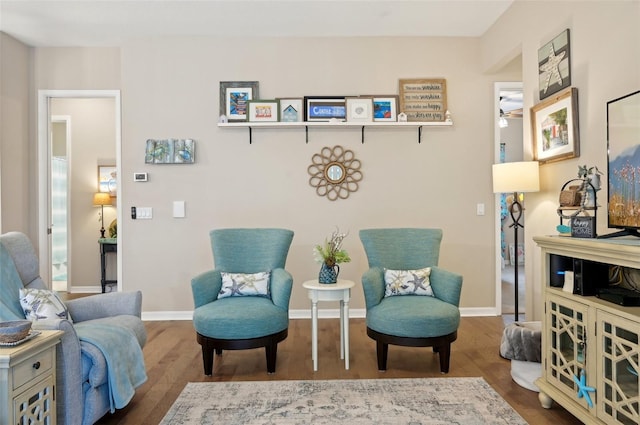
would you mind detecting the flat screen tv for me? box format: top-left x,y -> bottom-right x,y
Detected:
603,90 -> 640,238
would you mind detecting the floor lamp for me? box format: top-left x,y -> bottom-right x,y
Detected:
93,192 -> 112,238
492,161 -> 540,321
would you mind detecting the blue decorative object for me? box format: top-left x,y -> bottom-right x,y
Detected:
573,370 -> 595,408
319,262 -> 339,284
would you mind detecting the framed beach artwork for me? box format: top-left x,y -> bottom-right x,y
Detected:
98,165 -> 117,197
531,87 -> 579,164
346,97 -> 373,122
371,96 -> 398,122
538,29 -> 571,100
278,98 -> 303,122
247,100 -> 280,122
219,81 -> 259,122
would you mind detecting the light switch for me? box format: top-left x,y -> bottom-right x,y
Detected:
138,207 -> 152,219
476,203 -> 485,216
173,201 -> 185,218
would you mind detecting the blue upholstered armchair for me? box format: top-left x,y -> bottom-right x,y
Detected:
191,228 -> 294,375
359,228 -> 463,373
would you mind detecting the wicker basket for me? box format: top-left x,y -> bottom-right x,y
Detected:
0,320 -> 32,343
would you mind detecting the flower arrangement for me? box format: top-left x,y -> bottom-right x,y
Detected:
314,228 -> 351,267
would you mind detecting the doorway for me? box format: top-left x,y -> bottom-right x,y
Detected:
38,90 -> 122,293
50,116 -> 70,292
494,82 -> 524,322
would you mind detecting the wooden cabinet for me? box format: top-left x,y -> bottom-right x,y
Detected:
0,330 -> 62,425
534,236 -> 640,425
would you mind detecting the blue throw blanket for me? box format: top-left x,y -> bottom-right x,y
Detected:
75,322 -> 147,412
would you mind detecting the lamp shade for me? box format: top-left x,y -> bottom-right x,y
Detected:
93,192 -> 112,206
492,161 -> 540,193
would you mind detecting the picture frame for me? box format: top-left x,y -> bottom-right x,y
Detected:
219,81 -> 259,122
371,95 -> 398,122
98,165 -> 117,197
538,29 -> 571,100
145,139 -> 195,164
531,87 -> 580,164
247,100 -> 280,122
398,78 -> 447,122
277,98 -> 303,122
346,97 -> 373,122
304,96 -> 346,122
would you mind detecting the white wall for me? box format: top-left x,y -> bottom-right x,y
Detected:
483,0 -> 640,320
120,36 -> 516,315
0,33 -> 31,234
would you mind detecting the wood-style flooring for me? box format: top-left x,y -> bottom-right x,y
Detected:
92,317 -> 582,424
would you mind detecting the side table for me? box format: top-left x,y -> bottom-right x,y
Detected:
0,330 -> 63,425
98,238 -> 117,293
302,279 -> 355,371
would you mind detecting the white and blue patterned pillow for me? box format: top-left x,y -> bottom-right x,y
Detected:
19,288 -> 73,322
384,267 -> 434,297
218,271 -> 271,299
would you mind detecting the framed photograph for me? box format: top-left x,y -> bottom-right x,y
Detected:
346,97 -> 373,122
531,87 -> 579,164
219,81 -> 259,122
371,95 -> 399,122
98,165 -> 117,197
398,78 -> 447,122
145,139 -> 195,164
538,29 -> 571,100
304,96 -> 346,122
277,98 -> 303,122
247,100 -> 280,122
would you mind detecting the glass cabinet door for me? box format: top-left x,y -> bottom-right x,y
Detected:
546,293 -> 589,407
598,310 -> 639,425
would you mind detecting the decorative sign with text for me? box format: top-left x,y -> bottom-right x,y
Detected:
398,78 -> 447,122
571,216 -> 596,238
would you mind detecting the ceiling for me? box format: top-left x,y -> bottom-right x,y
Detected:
0,0 -> 514,47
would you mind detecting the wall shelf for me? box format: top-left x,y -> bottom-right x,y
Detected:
217,121 -> 453,144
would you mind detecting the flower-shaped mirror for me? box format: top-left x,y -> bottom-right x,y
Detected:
308,145 -> 362,201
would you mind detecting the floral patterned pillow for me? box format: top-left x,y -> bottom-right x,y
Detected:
384,267 -> 434,297
19,288 -> 72,322
218,271 -> 271,299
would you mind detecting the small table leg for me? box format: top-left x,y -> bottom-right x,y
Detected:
311,298 -> 318,372
339,299 -> 345,360
344,295 -> 350,370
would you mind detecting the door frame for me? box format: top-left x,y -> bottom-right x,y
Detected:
494,81 -> 523,316
37,90 -> 122,292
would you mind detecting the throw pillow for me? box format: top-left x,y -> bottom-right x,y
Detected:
19,288 -> 72,322
384,267 -> 434,297
218,271 -> 271,299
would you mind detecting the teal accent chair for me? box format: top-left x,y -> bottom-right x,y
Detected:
359,228 -> 463,373
191,228 -> 294,375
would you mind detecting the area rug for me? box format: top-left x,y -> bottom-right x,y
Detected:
160,377 -> 527,424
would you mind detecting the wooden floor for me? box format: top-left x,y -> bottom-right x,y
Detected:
95,317 -> 582,425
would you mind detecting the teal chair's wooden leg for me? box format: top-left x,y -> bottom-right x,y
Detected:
376,341 -> 389,371
266,342 -> 278,374
438,343 -> 451,374
202,345 -> 214,376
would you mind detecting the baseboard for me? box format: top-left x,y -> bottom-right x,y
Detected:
141,307 -> 500,321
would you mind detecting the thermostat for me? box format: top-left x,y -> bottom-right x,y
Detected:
134,172 -> 148,182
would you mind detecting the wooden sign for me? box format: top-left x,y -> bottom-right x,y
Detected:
398,78 -> 447,122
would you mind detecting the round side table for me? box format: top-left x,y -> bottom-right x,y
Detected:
302,279 -> 355,371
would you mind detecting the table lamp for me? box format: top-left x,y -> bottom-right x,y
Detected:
492,161 -> 540,320
93,192 -> 112,238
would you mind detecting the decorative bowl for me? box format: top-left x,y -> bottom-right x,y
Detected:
0,320 -> 32,344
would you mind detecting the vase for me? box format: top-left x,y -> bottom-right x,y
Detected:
319,262 -> 339,284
